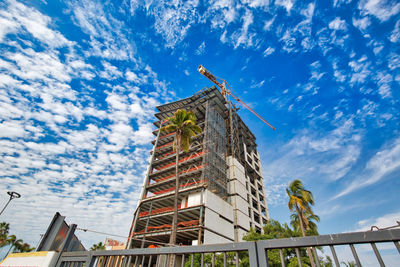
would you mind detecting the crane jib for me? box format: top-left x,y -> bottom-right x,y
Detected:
197,65 -> 276,131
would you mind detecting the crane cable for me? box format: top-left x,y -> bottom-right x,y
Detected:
224,81 -> 276,130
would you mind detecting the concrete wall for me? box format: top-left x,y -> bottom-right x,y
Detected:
236,210 -> 250,231
229,195 -> 249,215
228,179 -> 247,199
204,208 -> 234,241
203,189 -> 235,243
204,230 -> 232,244
188,191 -> 201,206
204,190 -> 233,221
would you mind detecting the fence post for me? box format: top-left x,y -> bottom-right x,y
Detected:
85,251 -> 94,267
255,241 -> 268,267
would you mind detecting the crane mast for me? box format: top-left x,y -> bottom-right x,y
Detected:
197,65 -> 276,131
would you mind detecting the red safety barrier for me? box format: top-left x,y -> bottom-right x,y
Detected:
152,164 -> 206,183
155,151 -> 205,171
156,141 -> 173,150
157,151 -> 176,160
159,131 -> 176,139
131,220 -> 199,237
147,179 -> 207,197
139,204 -> 182,217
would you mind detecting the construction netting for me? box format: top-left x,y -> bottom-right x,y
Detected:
201,101 -> 228,198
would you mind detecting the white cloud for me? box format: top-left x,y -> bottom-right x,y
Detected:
0,0 -> 71,47
329,17 -> 347,31
389,20 -> 400,43
348,55 -> 372,85
231,9 -> 255,49
263,16 -> 275,31
263,119 -> 361,206
250,80 -> 265,88
208,0 -> 237,29
275,0 -> 295,14
68,0 -> 136,59
0,0 -> 173,249
100,61 -> 123,80
334,137 -> 400,199
352,16 -> 371,32
356,210 -> 400,231
145,0 -> 200,48
358,0 -> 400,22
195,41 -> 206,55
263,47 -> 275,57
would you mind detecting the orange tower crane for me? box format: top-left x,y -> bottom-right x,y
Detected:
198,65 -> 276,130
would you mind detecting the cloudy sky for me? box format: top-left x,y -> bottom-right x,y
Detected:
0,0 -> 399,256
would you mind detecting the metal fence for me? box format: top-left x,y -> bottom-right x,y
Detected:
56,228 -> 400,267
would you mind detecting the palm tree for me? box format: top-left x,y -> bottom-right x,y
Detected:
4,235 -> 22,257
290,211 -> 320,236
15,242 -> 34,252
90,242 -> 106,251
160,109 -> 202,245
286,179 -> 316,267
0,222 -> 10,248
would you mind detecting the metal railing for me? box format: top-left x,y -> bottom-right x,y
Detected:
56,228 -> 400,267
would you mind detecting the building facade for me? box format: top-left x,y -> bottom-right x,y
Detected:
127,86 -> 269,248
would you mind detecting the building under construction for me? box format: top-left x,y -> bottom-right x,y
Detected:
127,86 -> 269,248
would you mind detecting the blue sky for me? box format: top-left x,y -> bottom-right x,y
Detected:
0,0 -> 399,256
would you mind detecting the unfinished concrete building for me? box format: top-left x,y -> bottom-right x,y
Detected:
127,86 -> 269,248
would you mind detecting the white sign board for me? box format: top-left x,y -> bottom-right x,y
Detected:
0,251 -> 58,267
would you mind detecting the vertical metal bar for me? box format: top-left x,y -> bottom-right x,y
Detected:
256,245 -> 268,267
248,242 -> 261,267
163,255 -> 168,267
191,254 -> 194,267
102,256 -> 108,267
147,255 -> 152,267
141,255 -> 146,267
181,254 -> 185,267
155,254 -> 160,267
371,243 -> 385,267
279,249 -> 286,267
142,202 -> 153,248
295,248 -> 303,267
116,256 -> 122,267
109,256 -> 115,267
312,248 -> 320,267
134,255 -> 139,267
171,254 -> 176,267
201,253 -> 204,267
126,256 -> 132,267
329,246 -> 340,267
349,244 -> 362,267
235,251 -> 239,267
223,252 -> 227,267
212,253 -> 215,267
394,241 -> 400,254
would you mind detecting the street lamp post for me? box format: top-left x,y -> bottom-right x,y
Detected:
0,191 -> 21,216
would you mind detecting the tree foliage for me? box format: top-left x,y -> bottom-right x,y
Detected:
0,222 -> 34,261
160,109 -> 202,153
90,242 -> 106,251
160,109 -> 202,246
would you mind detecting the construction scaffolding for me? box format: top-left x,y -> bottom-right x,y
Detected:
127,85 -> 270,248
201,101 -> 227,198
